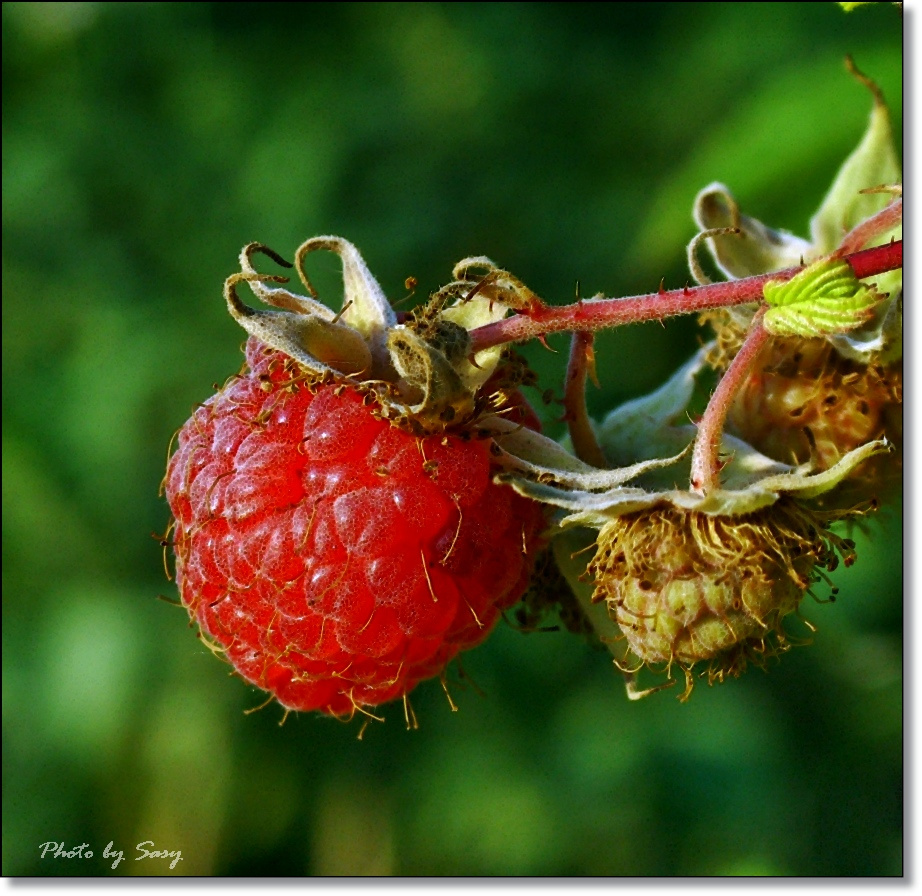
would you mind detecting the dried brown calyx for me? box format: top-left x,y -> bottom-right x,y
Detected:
220,238 -> 549,438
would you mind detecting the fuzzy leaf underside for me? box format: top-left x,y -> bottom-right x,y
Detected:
502,437 -> 887,530
693,183 -> 815,279
830,286 -> 902,362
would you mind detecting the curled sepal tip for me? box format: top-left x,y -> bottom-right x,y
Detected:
295,236 -> 397,342
224,271 -> 372,377
692,183 -> 813,282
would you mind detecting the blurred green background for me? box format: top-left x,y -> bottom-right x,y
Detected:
2,1 -> 902,877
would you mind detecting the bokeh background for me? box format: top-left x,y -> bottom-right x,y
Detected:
2,1 -> 902,877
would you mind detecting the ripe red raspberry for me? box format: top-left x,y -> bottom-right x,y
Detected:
166,337 -> 546,719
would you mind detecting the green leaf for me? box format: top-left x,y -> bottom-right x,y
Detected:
762,257 -> 881,337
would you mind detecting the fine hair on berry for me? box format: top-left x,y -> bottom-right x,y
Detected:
165,339 -> 547,721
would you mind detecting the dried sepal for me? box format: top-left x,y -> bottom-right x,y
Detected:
439,257 -> 547,394
386,325 -> 474,428
294,236 -> 397,342
238,242 -> 334,319
692,183 -> 813,281
221,237 -> 563,446
450,257 -> 546,314
224,270 -> 373,377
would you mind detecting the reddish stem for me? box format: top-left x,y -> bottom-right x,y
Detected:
468,240 -> 902,353
844,237 -> 902,279
690,307 -> 769,495
835,198 -> 902,257
563,332 -> 608,468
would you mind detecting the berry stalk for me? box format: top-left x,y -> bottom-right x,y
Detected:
467,240 -> 902,353
563,331 -> 608,468
689,307 -> 769,495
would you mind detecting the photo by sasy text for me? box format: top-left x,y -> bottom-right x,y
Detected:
38,840 -> 184,870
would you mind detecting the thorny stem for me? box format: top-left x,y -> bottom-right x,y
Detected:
689,306 -> 769,495
467,240 -> 902,353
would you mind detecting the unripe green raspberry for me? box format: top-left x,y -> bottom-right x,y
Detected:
590,500 -> 851,698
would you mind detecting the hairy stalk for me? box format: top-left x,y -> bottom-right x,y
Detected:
468,241 -> 902,353
563,332 -> 608,468
835,196 -> 902,256
690,307 -> 769,495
